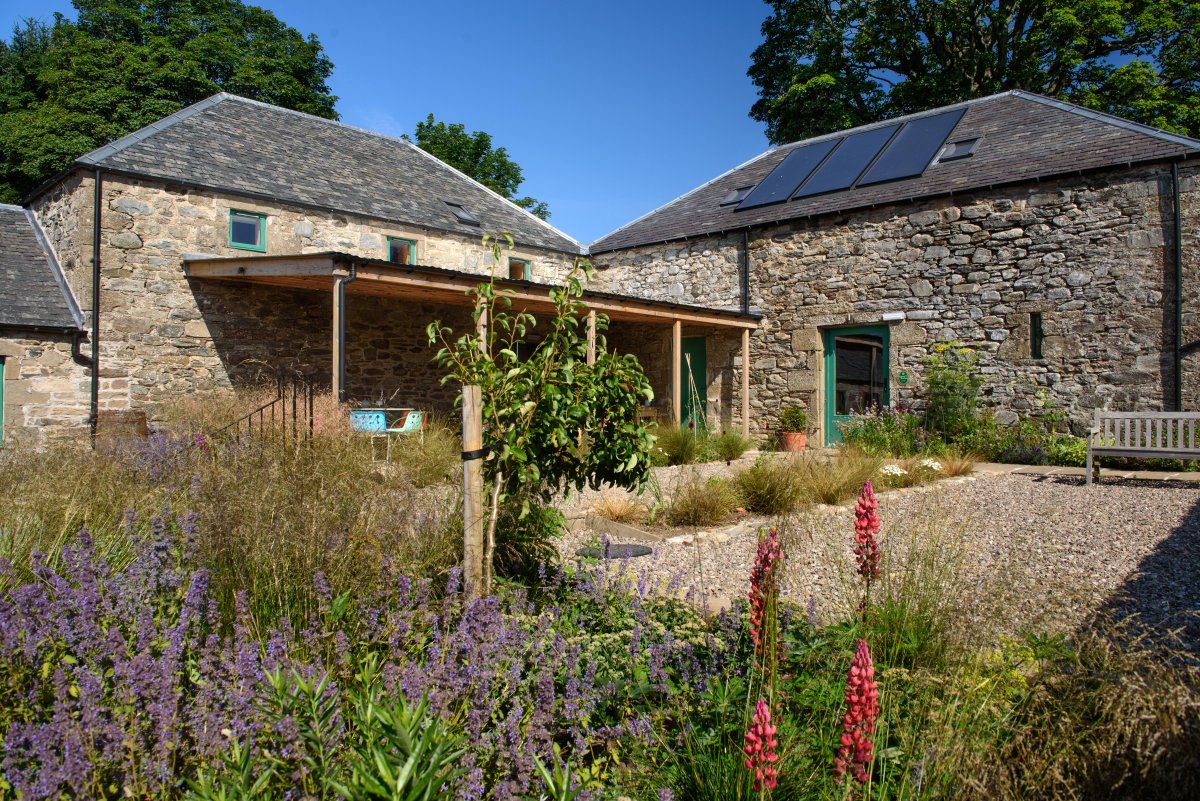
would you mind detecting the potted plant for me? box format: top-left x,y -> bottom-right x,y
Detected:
778,406 -> 809,452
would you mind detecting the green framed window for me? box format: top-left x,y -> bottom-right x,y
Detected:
508,257 -> 531,280
229,210 -> 266,252
388,237 -> 417,265
1030,312 -> 1044,359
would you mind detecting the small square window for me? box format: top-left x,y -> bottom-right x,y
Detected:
508,257 -> 531,280
388,237 -> 416,265
938,138 -> 980,162
443,200 -> 480,226
229,210 -> 266,252
1030,312 -> 1044,359
720,186 -> 754,206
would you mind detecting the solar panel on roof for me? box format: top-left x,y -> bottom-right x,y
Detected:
791,124 -> 900,199
858,108 -> 967,186
736,138 -> 841,210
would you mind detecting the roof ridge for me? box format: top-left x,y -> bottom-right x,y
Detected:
82,92 -> 584,254
1011,90 -> 1200,150
0,202 -> 27,212
23,208 -> 85,328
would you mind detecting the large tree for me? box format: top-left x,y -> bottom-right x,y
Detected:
0,0 -> 337,202
410,114 -> 550,220
748,0 -> 1200,144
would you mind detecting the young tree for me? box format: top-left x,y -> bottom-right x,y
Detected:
0,0 -> 337,201
411,114 -> 551,220
748,0 -> 1200,145
428,235 -> 653,590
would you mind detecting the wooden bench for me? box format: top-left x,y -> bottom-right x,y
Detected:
1086,410 -> 1200,485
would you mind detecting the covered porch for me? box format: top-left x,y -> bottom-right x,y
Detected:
183,252 -> 760,433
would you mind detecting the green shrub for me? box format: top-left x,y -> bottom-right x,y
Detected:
733,456 -> 806,516
654,424 -> 709,465
711,430 -> 752,462
794,453 -> 881,505
922,341 -> 984,441
778,406 -> 808,432
839,406 -> 933,457
666,475 -> 739,526
494,496 -> 565,582
1046,434 -> 1087,467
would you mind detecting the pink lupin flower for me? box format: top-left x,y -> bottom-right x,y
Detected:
833,639 -> 880,786
747,526 -> 782,656
743,698 -> 780,791
853,481 -> 881,583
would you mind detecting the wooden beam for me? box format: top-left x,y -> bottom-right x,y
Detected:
586,310 -> 597,366
671,319 -> 682,425
741,328 -> 751,439
185,258 -> 333,278
475,297 -> 488,355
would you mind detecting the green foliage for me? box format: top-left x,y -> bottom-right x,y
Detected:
794,452 -> 881,505
839,406 -> 933,457
666,475 -> 740,527
733,456 -> 806,516
410,114 -> 549,219
711,429 -> 753,462
749,0 -> 1200,145
493,496 -> 565,583
777,405 -> 808,432
428,235 -> 654,585
653,424 -> 707,466
0,1 -> 337,201
922,342 -> 985,442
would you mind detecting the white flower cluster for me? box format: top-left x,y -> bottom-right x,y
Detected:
918,458 -> 943,472
880,464 -> 908,476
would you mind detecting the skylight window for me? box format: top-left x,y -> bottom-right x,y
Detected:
720,186 -> 755,206
443,200 -> 480,226
938,138 -> 980,162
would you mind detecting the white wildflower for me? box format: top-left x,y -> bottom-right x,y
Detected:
880,464 -> 908,476
919,458 -> 943,472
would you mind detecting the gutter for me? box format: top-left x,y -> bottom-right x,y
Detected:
1172,161 -> 1184,411
90,168 -> 102,445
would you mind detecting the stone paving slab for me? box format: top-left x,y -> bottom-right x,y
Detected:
975,462 -> 1200,482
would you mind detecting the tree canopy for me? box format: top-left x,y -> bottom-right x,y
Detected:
748,0 -> 1200,145
410,114 -> 550,220
0,0 -> 337,202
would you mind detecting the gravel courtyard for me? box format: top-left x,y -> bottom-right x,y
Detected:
560,469 -> 1200,649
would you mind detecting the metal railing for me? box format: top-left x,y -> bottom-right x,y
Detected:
217,373 -> 316,446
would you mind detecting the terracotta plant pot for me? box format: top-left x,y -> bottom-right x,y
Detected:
781,431 -> 807,452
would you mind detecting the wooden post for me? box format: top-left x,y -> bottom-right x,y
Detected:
461,385 -> 485,598
476,298 -> 489,355
331,276 -> 344,401
671,319 -> 682,424
741,328 -> 751,438
586,310 -> 597,366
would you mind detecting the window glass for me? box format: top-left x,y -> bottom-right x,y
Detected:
833,334 -> 885,415
389,238 -> 415,264
230,211 -> 264,250
508,258 -> 530,280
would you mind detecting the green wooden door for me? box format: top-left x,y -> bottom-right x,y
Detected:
823,326 -> 889,445
681,337 -> 707,429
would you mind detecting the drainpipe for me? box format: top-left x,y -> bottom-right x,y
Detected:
333,261 -> 357,403
89,168 -> 102,445
741,230 -> 751,314
1172,161 -> 1184,411
70,330 -> 93,368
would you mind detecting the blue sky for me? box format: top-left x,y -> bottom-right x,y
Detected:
2,0 -> 775,244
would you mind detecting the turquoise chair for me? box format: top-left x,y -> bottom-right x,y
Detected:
350,409 -> 390,460
384,410 -> 426,461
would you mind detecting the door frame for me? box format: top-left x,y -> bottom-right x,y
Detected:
822,325 -> 890,446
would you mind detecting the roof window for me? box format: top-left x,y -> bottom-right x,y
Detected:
938,138 -> 980,162
720,186 -> 755,206
443,200 -> 480,226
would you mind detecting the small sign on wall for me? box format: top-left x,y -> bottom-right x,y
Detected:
898,370 -> 910,385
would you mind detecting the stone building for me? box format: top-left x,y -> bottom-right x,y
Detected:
590,91 -> 1200,444
0,93 -> 755,446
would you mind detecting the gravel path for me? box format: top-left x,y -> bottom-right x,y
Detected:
560,470 -> 1200,648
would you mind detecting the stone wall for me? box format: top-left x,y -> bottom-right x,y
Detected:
24,173 -> 577,431
591,233 -> 744,309
595,162 -> 1200,442
0,333 -> 90,448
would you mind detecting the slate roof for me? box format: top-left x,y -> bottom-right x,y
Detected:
67,94 -> 582,254
0,204 -> 83,331
592,91 -> 1200,253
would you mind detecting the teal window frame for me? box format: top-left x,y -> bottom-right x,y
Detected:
388,237 -> 417,265
508,257 -> 531,280
228,210 -> 266,252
